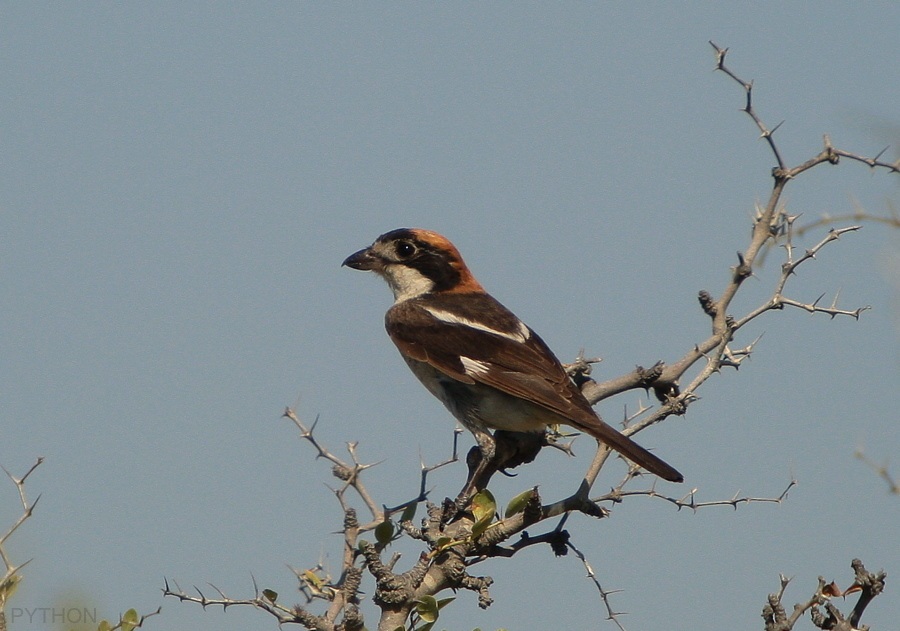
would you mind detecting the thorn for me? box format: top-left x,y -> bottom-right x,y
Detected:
812,292 -> 826,308
830,288 -> 842,309
747,332 -> 764,351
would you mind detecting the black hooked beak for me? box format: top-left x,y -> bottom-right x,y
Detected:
342,246 -> 381,271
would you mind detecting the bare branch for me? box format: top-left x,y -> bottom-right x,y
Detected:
709,41 -> 787,171
567,539 -> 629,631
103,607 -> 162,631
163,579 -> 332,629
582,45 -> 896,439
283,408 -> 383,524
595,478 -> 796,513
383,428 -> 463,515
854,447 -> 899,495
0,458 -> 43,612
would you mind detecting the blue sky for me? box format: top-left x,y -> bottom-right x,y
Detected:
2,4 -> 898,631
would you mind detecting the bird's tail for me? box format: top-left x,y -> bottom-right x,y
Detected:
576,417 -> 683,483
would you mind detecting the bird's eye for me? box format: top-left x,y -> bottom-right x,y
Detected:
395,241 -> 417,258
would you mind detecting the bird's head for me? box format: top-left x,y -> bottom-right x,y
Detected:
343,228 -> 484,302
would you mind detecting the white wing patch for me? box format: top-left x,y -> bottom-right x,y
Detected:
460,356 -> 491,376
422,306 -> 531,343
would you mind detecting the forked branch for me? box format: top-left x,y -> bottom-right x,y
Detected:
582,42 -> 897,436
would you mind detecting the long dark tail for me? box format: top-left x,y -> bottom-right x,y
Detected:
577,417 -> 683,483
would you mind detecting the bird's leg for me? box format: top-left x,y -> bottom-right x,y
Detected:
454,431 -> 546,512
447,431 -> 547,524
455,430 -> 496,511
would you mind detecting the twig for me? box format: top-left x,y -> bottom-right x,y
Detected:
567,540 -> 629,631
104,607 -> 162,631
283,408 -> 383,524
163,579 -> 331,629
0,458 -> 43,607
383,428 -> 463,515
595,478 -> 796,512
758,203 -> 900,266
709,41 -> 787,171
854,448 -> 899,494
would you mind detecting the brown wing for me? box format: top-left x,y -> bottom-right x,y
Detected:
386,296 -> 593,421
386,295 -> 683,482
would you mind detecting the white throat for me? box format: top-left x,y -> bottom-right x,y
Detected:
382,263 -> 435,303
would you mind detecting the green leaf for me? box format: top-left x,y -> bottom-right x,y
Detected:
400,501 -> 417,523
415,595 -> 440,623
436,596 -> 455,610
434,536 -> 453,551
471,489 -> 495,522
121,608 -> 139,631
304,569 -> 324,589
504,488 -> 534,518
470,489 -> 496,537
262,588 -> 278,602
374,519 -> 395,545
98,621 -> 111,631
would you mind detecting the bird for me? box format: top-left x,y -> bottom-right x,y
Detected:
343,228 -> 683,499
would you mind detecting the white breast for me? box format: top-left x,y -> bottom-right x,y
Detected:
401,355 -> 553,434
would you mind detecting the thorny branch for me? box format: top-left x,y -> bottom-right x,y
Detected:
166,45 -> 896,631
758,203 -> 900,266
0,459 -> 158,631
98,609 -> 161,631
282,408 -> 384,528
761,559 -> 886,631
384,428 -> 463,515
163,579 -> 322,627
0,457 -> 43,631
582,41 -> 896,433
595,478 -> 797,512
567,539 -> 629,631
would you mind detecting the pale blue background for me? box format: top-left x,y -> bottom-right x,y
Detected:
3,4 -> 898,631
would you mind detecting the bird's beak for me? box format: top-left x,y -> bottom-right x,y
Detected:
342,246 -> 381,271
